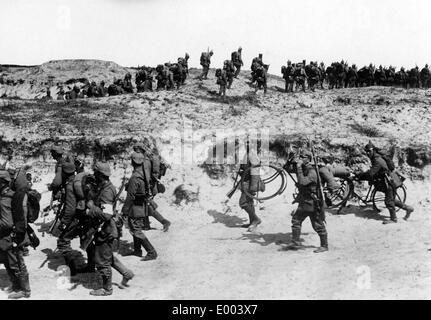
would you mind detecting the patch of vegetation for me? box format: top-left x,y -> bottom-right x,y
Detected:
350,123 -> 385,137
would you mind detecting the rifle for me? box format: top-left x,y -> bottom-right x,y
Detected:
80,176 -> 128,251
226,168 -> 242,199
48,199 -> 65,235
310,143 -> 326,223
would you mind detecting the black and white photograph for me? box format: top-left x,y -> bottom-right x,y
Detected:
0,0 -> 430,304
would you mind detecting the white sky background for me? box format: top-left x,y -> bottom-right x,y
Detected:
1,0 -> 431,72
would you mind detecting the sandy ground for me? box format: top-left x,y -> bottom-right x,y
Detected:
0,164 -> 430,300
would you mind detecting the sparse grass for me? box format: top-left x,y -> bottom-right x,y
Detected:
350,123 -> 385,137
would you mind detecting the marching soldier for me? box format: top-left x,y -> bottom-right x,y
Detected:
133,142 -> 171,232
121,152 -> 158,260
231,47 -> 244,78
85,162 -> 134,296
215,68 -> 228,97
223,60 -> 235,89
285,150 -> 328,253
199,50 -> 213,80
0,170 -> 31,299
354,141 -> 414,224
55,162 -> 79,274
238,140 -> 263,232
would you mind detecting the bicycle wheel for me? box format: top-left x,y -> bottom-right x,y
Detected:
240,164 -> 287,201
326,177 -> 354,208
371,185 -> 407,212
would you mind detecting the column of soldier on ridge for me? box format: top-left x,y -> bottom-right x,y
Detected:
0,142 -> 171,298
48,47 -> 431,100
237,139 -> 414,254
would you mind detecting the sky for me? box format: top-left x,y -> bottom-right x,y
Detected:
1,0 -> 431,72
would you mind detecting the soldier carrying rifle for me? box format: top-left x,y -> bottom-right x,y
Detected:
284,148 -> 328,253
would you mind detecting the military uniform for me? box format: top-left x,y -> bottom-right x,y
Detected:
55,163 -> 81,273
86,163 -> 134,296
199,51 -> 213,80
223,60 -> 235,89
290,152 -> 328,253
281,63 -> 294,93
231,48 -> 243,78
294,64 -> 307,92
0,171 -> 31,299
216,69 -> 228,96
239,149 -> 262,231
133,143 -> 171,232
122,153 -> 157,260
254,65 -> 268,94
356,142 -> 413,223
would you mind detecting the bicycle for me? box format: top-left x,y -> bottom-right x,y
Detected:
230,157 -> 352,209
339,177 -> 407,213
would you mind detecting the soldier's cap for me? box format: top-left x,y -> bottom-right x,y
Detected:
364,141 -> 375,152
51,146 -> 64,154
133,142 -> 146,153
62,162 -> 76,174
299,150 -> 312,159
93,162 -> 111,177
131,152 -> 145,165
0,170 -> 11,182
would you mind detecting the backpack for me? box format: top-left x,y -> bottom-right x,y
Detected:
27,189 -> 41,223
377,151 -> 395,172
231,51 -> 239,62
0,188 -> 14,235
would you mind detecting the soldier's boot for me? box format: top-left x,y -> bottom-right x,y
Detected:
151,209 -> 171,232
5,270 -> 20,294
314,234 -> 329,253
285,228 -> 304,250
142,216 -> 151,231
76,247 -> 96,274
141,238 -> 158,261
8,272 -> 31,299
64,255 -> 77,276
90,272 -> 113,296
112,256 -> 134,289
383,209 -> 397,224
403,205 -> 414,221
124,236 -> 143,257
243,206 -> 261,231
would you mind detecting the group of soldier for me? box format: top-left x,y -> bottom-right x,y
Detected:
0,140 -> 171,298
282,60 -> 431,93
237,139 -> 414,253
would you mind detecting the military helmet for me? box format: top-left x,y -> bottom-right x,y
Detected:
131,152 -> 145,165
0,170 -> 11,183
133,142 -> 146,153
364,140 -> 375,152
299,150 -> 312,159
93,162 -> 111,177
238,47 -> 242,51
62,162 -> 76,174
51,145 -> 64,155
209,50 -> 213,55
426,64 -> 429,68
